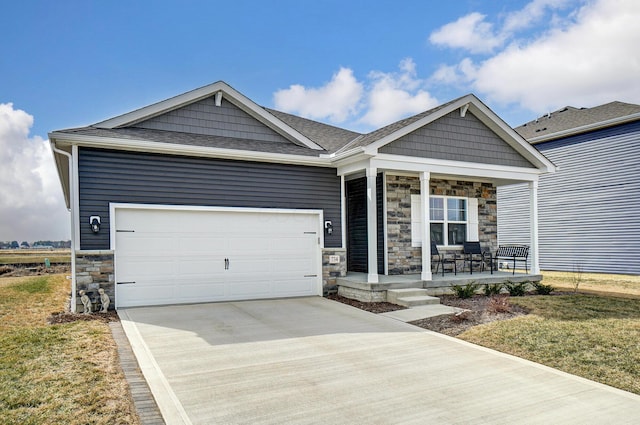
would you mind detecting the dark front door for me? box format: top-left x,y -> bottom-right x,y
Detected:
346,176 -> 385,274
346,178 -> 368,273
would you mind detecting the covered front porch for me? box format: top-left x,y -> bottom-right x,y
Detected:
336,270 -> 542,302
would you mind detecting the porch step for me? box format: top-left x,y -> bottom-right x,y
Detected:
387,288 -> 440,307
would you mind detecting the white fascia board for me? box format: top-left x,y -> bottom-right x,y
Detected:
527,112 -> 640,144
371,154 -> 543,182
466,102 -> 556,173
363,95 -> 476,154
93,81 -> 324,151
50,132 -> 331,168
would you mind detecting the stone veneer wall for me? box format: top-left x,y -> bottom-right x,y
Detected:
386,175 -> 497,275
75,250 -> 115,311
322,248 -> 346,293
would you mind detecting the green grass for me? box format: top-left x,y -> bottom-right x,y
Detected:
0,275 -> 138,424
459,293 -> 640,395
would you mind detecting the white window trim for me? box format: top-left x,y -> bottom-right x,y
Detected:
411,195 -> 479,247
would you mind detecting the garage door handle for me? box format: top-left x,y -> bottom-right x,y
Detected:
224,258 -> 229,270
117,281 -> 136,285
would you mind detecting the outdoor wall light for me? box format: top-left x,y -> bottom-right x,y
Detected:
90,216 -> 101,233
324,220 -> 333,235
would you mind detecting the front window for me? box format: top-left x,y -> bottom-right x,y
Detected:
430,196 -> 467,246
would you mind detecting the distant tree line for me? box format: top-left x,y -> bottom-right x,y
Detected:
0,240 -> 71,249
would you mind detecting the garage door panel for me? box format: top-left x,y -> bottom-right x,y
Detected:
117,259 -> 177,277
273,278 -> 316,296
115,208 -> 321,307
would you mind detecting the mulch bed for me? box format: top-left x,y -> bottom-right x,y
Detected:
326,294 -> 407,313
48,311 -> 120,324
410,295 -> 529,336
328,293 -> 530,337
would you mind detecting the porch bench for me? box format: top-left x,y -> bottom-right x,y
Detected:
491,245 -> 529,275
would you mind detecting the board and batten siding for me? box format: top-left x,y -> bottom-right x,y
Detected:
498,121 -> 640,275
78,148 -> 342,250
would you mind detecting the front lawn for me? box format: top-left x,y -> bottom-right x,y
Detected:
0,275 -> 138,424
459,293 -> 640,395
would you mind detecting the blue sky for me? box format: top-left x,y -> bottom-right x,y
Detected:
2,0 -> 640,241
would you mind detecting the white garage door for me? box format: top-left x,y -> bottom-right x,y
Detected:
114,207 -> 321,308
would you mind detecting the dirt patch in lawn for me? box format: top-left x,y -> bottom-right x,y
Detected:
0,264 -> 71,277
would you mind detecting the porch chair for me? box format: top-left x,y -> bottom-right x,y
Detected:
463,241 -> 489,275
431,242 -> 457,276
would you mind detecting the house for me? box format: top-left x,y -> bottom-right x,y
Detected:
49,81 -> 555,311
498,101 -> 640,275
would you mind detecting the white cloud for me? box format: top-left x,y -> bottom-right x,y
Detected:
470,0 -> 640,114
429,12 -> 505,54
0,103 -> 69,242
502,0 -> 573,33
273,68 -> 363,122
359,58 -> 439,127
273,59 -> 439,130
427,0 -> 640,121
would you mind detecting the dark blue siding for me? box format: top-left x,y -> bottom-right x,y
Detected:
78,148 -> 342,249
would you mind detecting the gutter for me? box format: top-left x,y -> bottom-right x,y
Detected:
49,141 -> 77,313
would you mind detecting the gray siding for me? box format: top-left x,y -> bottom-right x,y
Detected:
498,121 -> 640,274
134,96 -> 292,144
380,111 -> 535,168
78,148 -> 342,250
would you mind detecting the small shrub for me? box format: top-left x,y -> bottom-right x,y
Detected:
532,281 -> 555,295
483,283 -> 503,296
504,280 -> 528,297
487,295 -> 512,314
451,282 -> 480,299
451,309 -> 473,322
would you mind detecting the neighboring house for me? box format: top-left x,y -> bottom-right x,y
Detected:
498,101 -> 640,275
49,81 -> 555,311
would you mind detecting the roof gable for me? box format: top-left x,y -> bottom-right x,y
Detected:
379,110 -> 536,168
94,81 -> 324,151
134,96 -> 293,144
337,94 -> 554,172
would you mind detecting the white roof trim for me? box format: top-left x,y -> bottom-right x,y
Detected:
359,94 -> 555,173
93,81 -> 324,151
527,111 -> 640,144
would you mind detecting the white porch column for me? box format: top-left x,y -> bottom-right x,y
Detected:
366,167 -> 379,283
420,172 -> 432,281
529,180 -> 540,274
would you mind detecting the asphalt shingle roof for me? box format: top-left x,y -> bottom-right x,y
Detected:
57,126 -> 324,157
335,97 -> 463,154
516,101 -> 640,141
264,108 -> 361,153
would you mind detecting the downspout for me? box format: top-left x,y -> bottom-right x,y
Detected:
50,141 -> 77,312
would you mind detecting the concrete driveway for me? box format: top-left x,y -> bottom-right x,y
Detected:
119,297 -> 640,424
